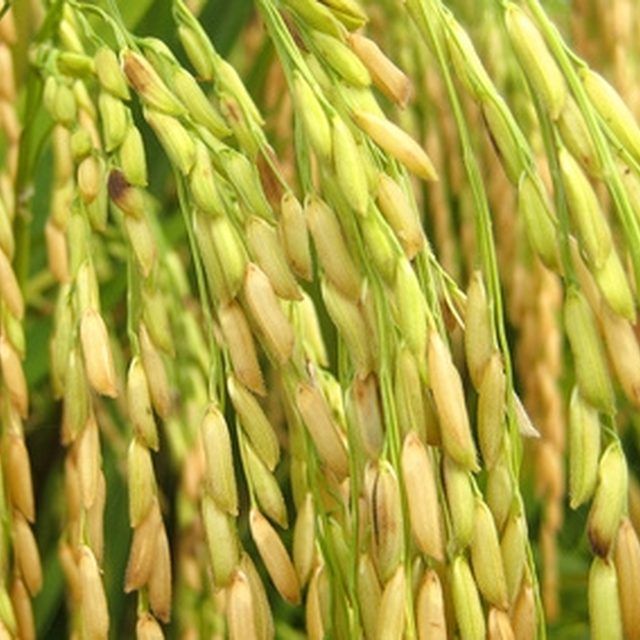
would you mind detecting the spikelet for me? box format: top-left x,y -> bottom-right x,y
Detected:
227,375 -> 280,471
147,523 -> 172,623
563,289 -> 614,414
568,388 -> 600,509
587,441 -> 628,557
613,518 -> 640,640
243,263 -> 294,364
353,111 -> 437,181
517,174 -> 558,269
144,108 -> 195,175
245,442 -> 288,528
138,324 -> 172,419
305,196 -> 362,299
500,513 -> 527,605
470,499 -> 508,609
295,381 -> 349,479
394,347 -> 428,442
127,357 -> 159,451
428,331 -> 479,471
249,508 -> 301,605
332,116 -> 369,215
121,49 -> 185,115
451,556 -> 486,640
80,309 -> 117,398
11,512 -> 42,596
136,613 -> 163,640
371,462 -> 404,583
592,247 -> 635,321
375,565 -> 405,640
127,438 -> 155,527
293,73 -> 331,161
557,96 -> 601,177
219,301 -> 265,396
588,557 -> 623,640
443,455 -> 475,548
0,335 -> 27,417
5,434 -> 35,522
202,494 -> 240,587
510,580 -> 536,640
349,373 -> 384,459
559,148 -> 611,269
125,500 -> 161,592
580,66 -> 640,163
322,280 -> 374,373
393,261 -> 427,358
464,271 -> 494,387
280,192 -> 312,281
94,47 -> 129,100
246,216 -> 301,301
376,174 -> 424,258
401,432 -> 444,561
347,34 -> 412,107
416,569 -> 447,640
292,493 -> 315,587
311,31 -> 371,87
0,249 -> 24,319
477,353 -> 506,469
504,3 -> 566,119
357,554 -> 381,640
227,571 -> 258,640
79,546 -> 109,640
201,406 -> 238,515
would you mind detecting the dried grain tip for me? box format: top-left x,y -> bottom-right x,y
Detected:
451,556 -> 486,640
416,569 -> 447,640
305,195 -> 362,300
295,381 -> 349,480
488,608 -> 515,640
348,34 -> 412,107
121,49 -> 184,116
79,545 -> 109,640
587,441 -> 628,557
249,508 -> 301,605
80,309 -> 118,398
353,111 -> 438,181
613,518 -> 640,640
243,263 -> 294,365
375,565 -> 405,640
588,557 -> 623,640
201,406 -> 238,515
568,388 -> 600,509
227,375 -> 280,471
108,169 -> 146,218
401,432 -> 444,561
136,613 -> 164,640
219,301 -> 265,396
428,331 -> 479,471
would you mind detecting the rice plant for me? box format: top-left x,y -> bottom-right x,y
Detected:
2,0 -> 640,638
